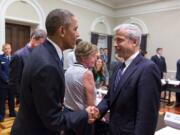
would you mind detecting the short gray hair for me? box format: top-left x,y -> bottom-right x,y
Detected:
75,41 -> 98,62
114,23 -> 142,46
45,9 -> 74,36
30,29 -> 47,40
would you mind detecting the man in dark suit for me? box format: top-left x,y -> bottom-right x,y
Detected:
151,48 -> 167,78
9,29 -> 46,105
10,9 -> 93,135
175,59 -> 180,107
92,24 -> 161,135
0,43 -> 16,122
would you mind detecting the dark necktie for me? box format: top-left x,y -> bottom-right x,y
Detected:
114,63 -> 126,91
60,56 -> 64,68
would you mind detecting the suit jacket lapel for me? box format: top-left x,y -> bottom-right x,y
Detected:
110,54 -> 144,105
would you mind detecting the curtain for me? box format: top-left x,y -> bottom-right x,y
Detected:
140,34 -> 147,51
107,35 -> 113,70
91,32 -> 99,45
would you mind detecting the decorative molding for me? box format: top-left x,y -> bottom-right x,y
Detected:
93,0 -> 161,9
115,0 -> 161,9
124,17 -> 149,34
6,16 -> 39,25
62,0 -> 180,18
62,0 -> 114,17
0,0 -> 45,51
90,16 -> 111,35
115,0 -> 180,17
91,0 -> 115,9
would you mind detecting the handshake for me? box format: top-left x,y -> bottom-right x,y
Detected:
85,106 -> 100,124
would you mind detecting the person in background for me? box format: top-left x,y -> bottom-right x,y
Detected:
103,48 -> 108,63
175,59 -> 180,107
10,9 -> 93,135
110,53 -> 124,77
0,43 -> 16,122
9,29 -> 46,105
66,38 -> 82,68
64,41 -> 98,135
151,48 -> 167,78
99,48 -> 104,58
99,48 -> 109,87
91,23 -> 161,135
92,57 -> 106,89
100,48 -> 108,66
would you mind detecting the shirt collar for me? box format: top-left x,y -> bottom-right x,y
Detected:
47,37 -> 63,60
124,51 -> 140,68
156,54 -> 161,58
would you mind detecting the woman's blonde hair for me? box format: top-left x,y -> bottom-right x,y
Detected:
75,41 -> 98,62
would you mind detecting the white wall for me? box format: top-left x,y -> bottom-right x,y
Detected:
6,1 -> 38,21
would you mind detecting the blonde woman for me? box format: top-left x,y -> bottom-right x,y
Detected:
64,41 -> 98,135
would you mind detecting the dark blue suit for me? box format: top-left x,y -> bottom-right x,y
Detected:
176,59 -> 180,104
9,45 -> 32,102
97,54 -> 161,135
151,55 -> 167,78
10,39 -> 88,135
0,54 -> 15,120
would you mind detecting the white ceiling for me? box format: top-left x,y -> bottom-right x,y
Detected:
64,0 -> 179,17
92,0 -> 164,9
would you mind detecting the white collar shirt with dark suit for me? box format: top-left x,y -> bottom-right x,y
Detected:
47,37 -> 63,61
10,39 -> 88,135
97,53 -> 161,135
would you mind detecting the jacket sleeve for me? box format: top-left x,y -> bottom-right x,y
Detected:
97,64 -> 120,118
31,65 -> 88,133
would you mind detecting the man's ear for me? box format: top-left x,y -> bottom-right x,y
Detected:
58,26 -> 66,37
132,39 -> 138,47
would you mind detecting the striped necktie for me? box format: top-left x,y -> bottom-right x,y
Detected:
114,63 -> 126,91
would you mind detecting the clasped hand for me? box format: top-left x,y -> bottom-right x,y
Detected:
85,106 -> 100,124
